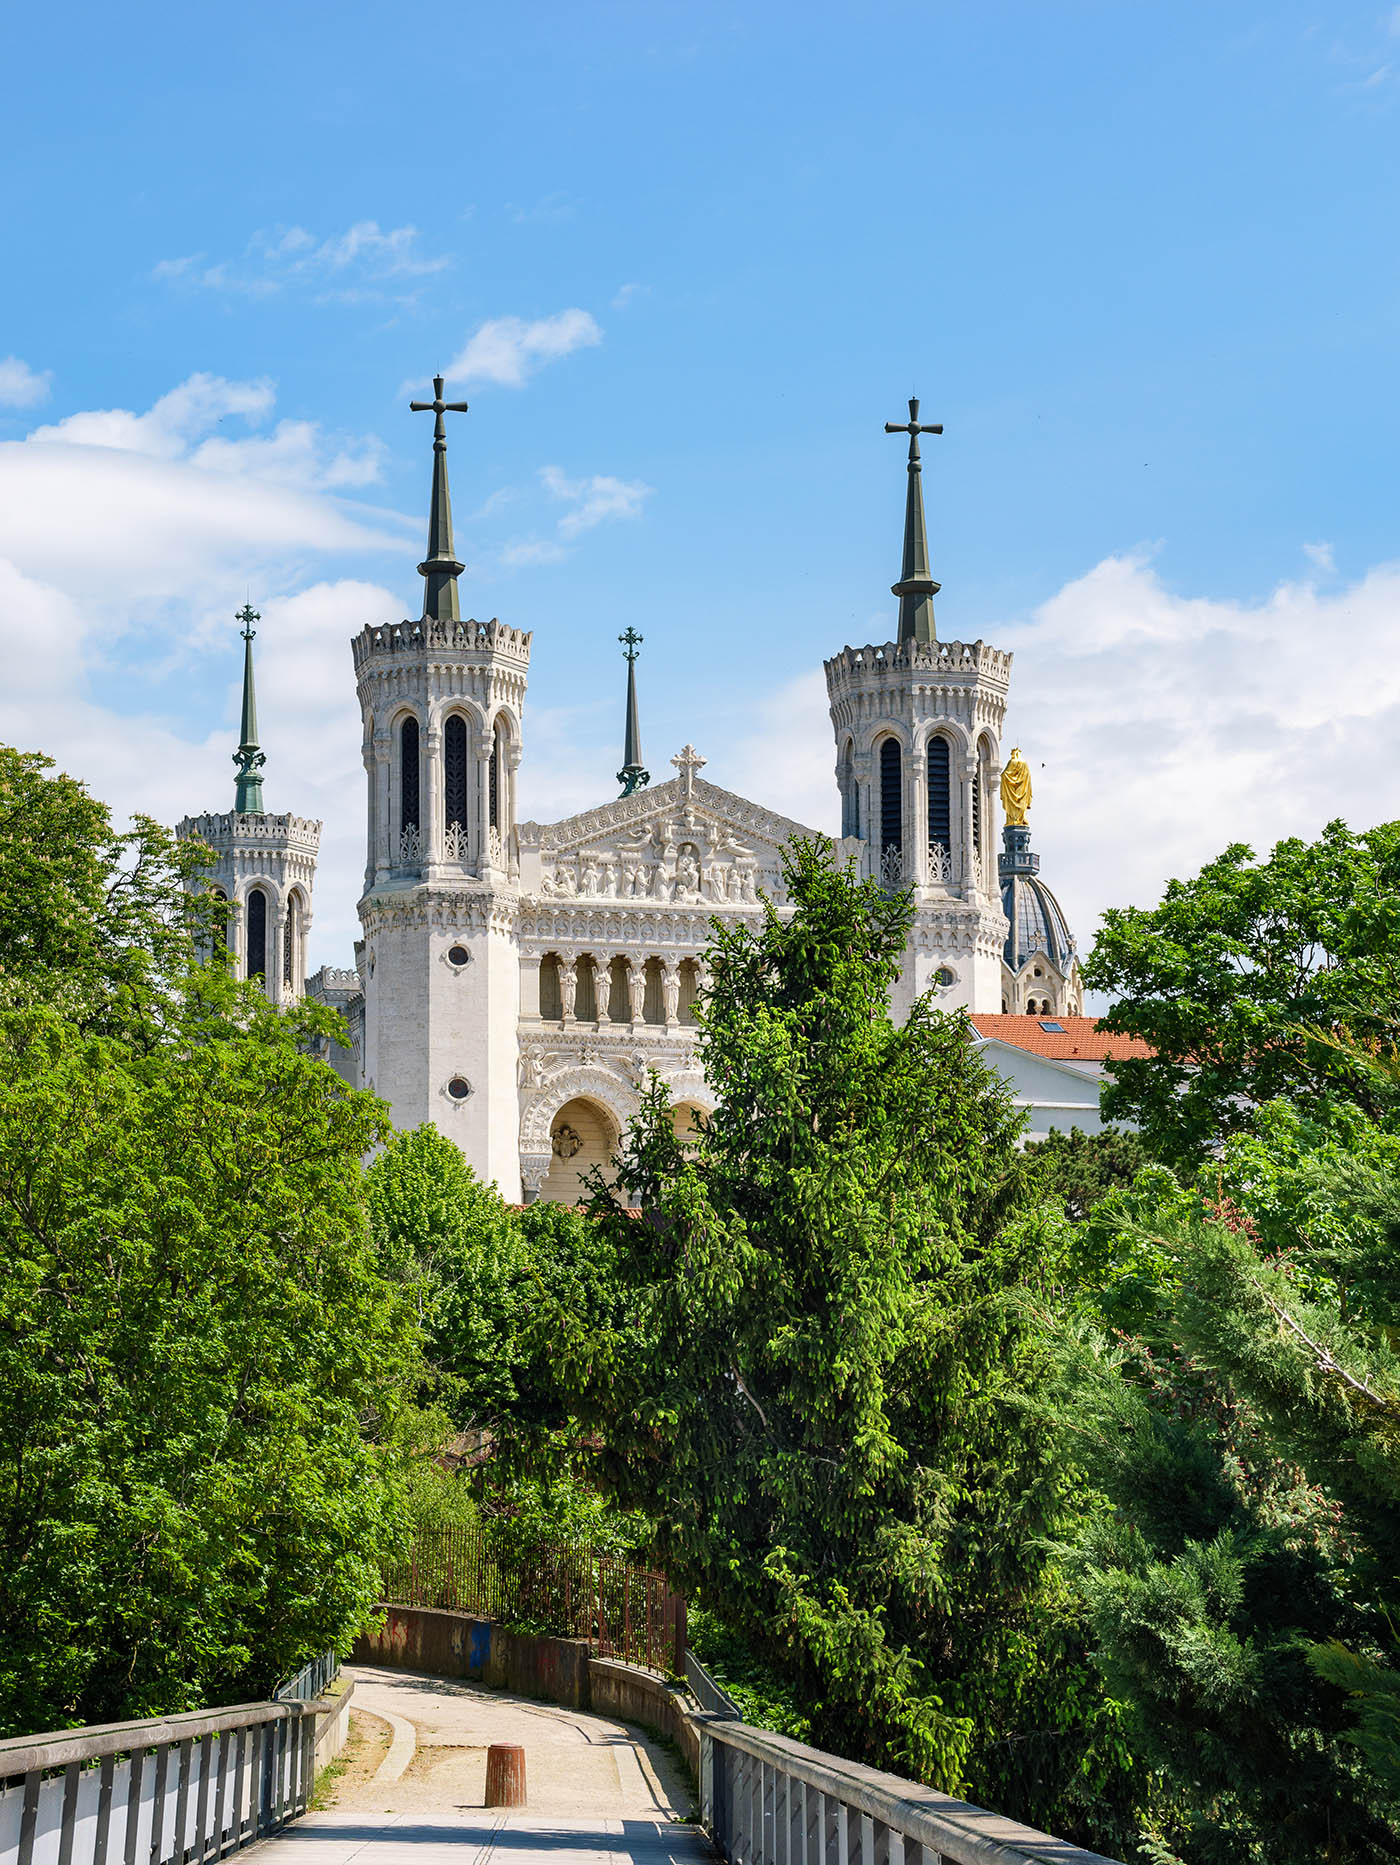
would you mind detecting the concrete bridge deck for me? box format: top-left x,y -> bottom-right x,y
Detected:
242,1666 -> 712,1865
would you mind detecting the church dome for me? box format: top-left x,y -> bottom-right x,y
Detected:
998,824 -> 1076,971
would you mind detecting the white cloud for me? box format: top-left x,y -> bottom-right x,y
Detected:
30,374 -> 275,459
499,537 -> 568,568
5,376 -> 406,605
153,220 -> 448,296
446,310 -> 601,388
611,283 -> 644,310
0,357 -> 51,408
1303,539 -> 1335,573
540,465 -> 652,536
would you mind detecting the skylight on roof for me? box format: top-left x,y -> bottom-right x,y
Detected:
1039,1020 -> 1066,1033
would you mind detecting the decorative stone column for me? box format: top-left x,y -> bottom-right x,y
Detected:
519,1152 -> 551,1204
372,730 -> 392,886
594,955 -> 612,1025
519,953 -> 541,1020
423,725 -> 442,878
476,749 -> 493,874
958,756 -> 978,896
662,958 -> 680,1028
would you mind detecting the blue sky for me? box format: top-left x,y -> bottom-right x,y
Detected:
3,2 -> 1400,969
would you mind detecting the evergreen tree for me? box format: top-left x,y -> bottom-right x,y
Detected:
1056,1102 -> 1400,1861
545,841 -> 1138,1844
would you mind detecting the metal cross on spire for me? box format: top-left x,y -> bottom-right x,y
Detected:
616,629 -> 649,796
410,373 -> 470,623
232,603 -> 266,814
884,395 -> 943,646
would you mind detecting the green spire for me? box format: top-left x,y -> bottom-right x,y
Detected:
233,603 -> 266,813
884,396 -> 944,645
409,373 -> 470,622
616,628 -> 650,797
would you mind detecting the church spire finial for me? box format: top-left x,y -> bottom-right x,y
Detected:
884,395 -> 943,645
616,628 -> 650,797
233,603 -> 267,814
410,373 -> 470,622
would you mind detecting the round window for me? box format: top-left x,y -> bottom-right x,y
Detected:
446,1076 -> 472,1101
447,944 -> 470,968
935,966 -> 955,987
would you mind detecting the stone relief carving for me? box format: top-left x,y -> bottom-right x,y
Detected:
552,1123 -> 583,1159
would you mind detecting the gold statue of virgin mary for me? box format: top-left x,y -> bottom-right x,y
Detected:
999,747 -> 1032,826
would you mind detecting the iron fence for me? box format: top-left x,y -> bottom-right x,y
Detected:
381,1526 -> 686,1677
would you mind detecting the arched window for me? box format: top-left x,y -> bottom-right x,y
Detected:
246,887 -> 268,981
539,954 -> 562,1020
927,737 -> 951,854
576,956 -> 598,1022
678,958 -> 701,1025
840,740 -> 859,839
879,738 -> 902,853
643,957 -> 666,1025
444,714 -> 468,838
399,716 -> 420,837
971,742 -> 985,870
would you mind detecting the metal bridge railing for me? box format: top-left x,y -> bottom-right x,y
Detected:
697,1714 -> 1125,1865
273,1651 -> 339,1703
685,1651 -> 741,1719
0,1695 -> 329,1865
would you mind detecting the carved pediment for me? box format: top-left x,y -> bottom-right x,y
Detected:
517,772 -> 820,908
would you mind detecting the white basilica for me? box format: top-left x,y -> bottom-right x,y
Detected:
179,383 -> 1082,1203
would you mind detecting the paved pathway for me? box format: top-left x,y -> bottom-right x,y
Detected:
244,1665 -> 713,1865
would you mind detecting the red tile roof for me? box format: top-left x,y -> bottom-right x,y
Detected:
967,1014 -> 1154,1062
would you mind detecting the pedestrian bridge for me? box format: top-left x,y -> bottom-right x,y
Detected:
0,1657 -> 1123,1865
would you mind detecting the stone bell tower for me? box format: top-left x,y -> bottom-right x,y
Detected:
824,398 -> 1011,1016
178,606 -> 320,1002
353,376 -> 529,1195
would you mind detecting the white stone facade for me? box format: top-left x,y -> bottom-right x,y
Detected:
180,423 -> 1086,1198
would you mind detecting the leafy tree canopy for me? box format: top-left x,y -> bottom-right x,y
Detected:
1083,819 -> 1400,1168
0,746 -> 420,1735
541,841 -> 1138,1845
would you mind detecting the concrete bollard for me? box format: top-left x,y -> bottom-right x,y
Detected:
485,1743 -> 527,1807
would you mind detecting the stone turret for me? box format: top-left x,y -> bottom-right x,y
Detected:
823,399 -> 1010,1015
178,605 -> 320,1003
352,375 -> 527,1194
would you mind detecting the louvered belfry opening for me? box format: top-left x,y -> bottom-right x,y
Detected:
246,887 -> 267,980
927,736 -> 951,853
879,738 -> 902,854
400,716 -> 421,835
444,714 -> 468,836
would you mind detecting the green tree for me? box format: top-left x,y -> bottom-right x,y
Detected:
1083,819 -> 1400,1169
365,1124 -> 625,1458
0,746 -> 221,1037
0,745 -> 421,1735
1055,1103 -> 1400,1862
1025,1124 -> 1148,1221
546,841 -> 1138,1845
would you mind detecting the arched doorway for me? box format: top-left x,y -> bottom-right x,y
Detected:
539,1096 -> 619,1205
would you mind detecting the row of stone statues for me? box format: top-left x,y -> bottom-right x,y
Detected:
541,845 -> 759,903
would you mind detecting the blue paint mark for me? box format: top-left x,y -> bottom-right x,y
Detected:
468,1620 -> 491,1673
